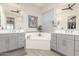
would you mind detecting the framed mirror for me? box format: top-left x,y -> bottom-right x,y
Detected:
0,16 -> 1,27
67,16 -> 76,29
6,17 -> 15,30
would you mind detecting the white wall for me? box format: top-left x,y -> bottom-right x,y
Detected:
21,4 -> 42,32
41,4 -> 79,31
55,4 -> 79,30
0,6 -> 6,29
2,3 -> 79,32
0,4 -> 42,32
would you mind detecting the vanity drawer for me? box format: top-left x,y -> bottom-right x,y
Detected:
51,40 -> 56,43
62,34 -> 74,38
75,35 -> 79,40
17,33 -> 25,37
57,34 -> 74,40
51,37 -> 56,40
9,33 -> 18,37
0,34 -> 9,37
52,33 -> 57,37
57,34 -> 62,37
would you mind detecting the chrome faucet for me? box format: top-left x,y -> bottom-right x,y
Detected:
27,35 -> 31,40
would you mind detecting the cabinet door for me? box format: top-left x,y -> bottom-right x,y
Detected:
0,37 -> 8,53
74,35 -> 79,56
17,33 -> 25,48
75,40 -> 79,56
50,40 -> 56,50
9,37 -> 18,50
18,37 -> 25,48
62,39 -> 74,56
50,34 -> 56,50
57,34 -> 74,56
57,37 -> 64,54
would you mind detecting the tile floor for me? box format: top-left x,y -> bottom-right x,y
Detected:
0,48 -> 61,56
26,49 -> 61,56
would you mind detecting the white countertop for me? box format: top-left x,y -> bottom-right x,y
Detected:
52,30 -> 79,35
26,31 -> 79,35
0,30 -> 25,34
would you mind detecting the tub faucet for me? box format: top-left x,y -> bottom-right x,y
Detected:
27,35 -> 31,40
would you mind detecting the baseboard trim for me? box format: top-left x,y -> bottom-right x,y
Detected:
51,48 -> 65,56
0,47 -> 24,54
7,47 -> 24,52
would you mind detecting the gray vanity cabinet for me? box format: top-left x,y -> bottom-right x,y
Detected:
18,36 -> 25,48
0,33 -> 25,53
62,39 -> 74,56
50,33 -> 57,50
9,36 -> 18,50
9,33 -> 25,50
75,35 -> 79,56
57,34 -> 74,56
57,34 -> 64,54
0,34 -> 9,53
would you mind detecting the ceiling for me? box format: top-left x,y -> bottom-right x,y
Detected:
0,3 -> 78,17
22,3 -> 67,8
0,3 -> 68,9
27,3 -> 49,8
0,3 -> 77,8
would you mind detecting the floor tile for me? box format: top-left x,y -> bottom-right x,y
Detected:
0,48 -> 61,56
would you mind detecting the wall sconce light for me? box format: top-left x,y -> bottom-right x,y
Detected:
52,20 -> 60,27
52,20 -> 55,25
57,21 -> 60,25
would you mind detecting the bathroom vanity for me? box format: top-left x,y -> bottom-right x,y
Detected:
0,32 -> 25,53
51,32 -> 79,56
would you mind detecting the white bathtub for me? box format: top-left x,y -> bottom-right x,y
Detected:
25,32 -> 51,40
25,32 -> 51,50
